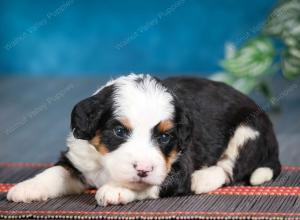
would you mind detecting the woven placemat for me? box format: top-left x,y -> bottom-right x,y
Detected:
0,163 -> 300,219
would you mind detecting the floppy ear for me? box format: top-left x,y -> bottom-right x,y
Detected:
176,105 -> 193,151
71,86 -> 113,140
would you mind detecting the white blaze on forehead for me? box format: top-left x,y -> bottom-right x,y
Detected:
112,74 -> 174,128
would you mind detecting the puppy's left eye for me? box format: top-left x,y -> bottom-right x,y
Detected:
113,126 -> 129,138
157,133 -> 171,144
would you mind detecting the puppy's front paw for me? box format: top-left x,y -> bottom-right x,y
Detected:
95,184 -> 136,206
7,180 -> 49,203
191,166 -> 226,194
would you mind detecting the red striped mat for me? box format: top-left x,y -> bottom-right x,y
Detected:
1,163 -> 300,219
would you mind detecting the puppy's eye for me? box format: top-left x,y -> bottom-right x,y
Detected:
157,133 -> 171,144
113,126 -> 129,138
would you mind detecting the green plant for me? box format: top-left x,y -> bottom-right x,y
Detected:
211,38 -> 275,95
210,0 -> 300,105
264,0 -> 300,79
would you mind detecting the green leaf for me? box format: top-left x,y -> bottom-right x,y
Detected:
210,73 -> 258,95
263,0 -> 300,80
221,37 -> 275,78
232,77 -> 258,94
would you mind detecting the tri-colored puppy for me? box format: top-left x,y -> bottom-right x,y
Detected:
7,74 -> 281,206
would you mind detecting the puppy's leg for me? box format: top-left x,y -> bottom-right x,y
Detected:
250,158 -> 281,185
250,167 -> 273,185
250,128 -> 281,185
7,166 -> 85,203
96,183 -> 159,206
192,125 -> 260,194
229,122 -> 281,186
95,183 -> 136,206
191,166 -> 227,194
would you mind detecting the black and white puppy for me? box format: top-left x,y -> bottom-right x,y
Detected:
7,74 -> 281,206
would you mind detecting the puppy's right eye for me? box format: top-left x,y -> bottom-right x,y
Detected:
113,126 -> 129,138
157,133 -> 171,145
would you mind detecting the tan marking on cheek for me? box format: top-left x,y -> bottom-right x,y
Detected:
165,149 -> 179,172
89,132 -> 109,155
159,120 -> 174,133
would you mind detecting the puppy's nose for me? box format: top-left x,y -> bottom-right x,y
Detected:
133,163 -> 153,178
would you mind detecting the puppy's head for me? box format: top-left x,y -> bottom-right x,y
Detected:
71,74 -> 192,190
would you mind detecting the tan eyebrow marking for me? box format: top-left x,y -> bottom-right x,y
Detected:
158,120 -> 174,133
119,118 -> 132,130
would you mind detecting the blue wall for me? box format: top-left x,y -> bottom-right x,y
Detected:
0,0 -> 276,75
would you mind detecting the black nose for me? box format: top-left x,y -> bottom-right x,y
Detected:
137,170 -> 149,178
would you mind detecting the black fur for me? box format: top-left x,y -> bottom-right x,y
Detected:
71,85 -> 114,140
64,76 -> 281,198
100,118 -> 130,152
159,103 -> 194,197
159,77 -> 281,196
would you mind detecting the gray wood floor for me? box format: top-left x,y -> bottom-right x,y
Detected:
0,75 -> 299,165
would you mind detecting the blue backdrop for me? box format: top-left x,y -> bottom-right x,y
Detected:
0,0 -> 276,75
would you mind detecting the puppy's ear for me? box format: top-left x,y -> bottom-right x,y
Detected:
71,86 -> 113,140
176,106 -> 193,151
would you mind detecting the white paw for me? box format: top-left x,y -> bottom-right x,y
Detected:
7,180 -> 50,203
191,166 -> 226,194
95,184 -> 136,206
136,185 -> 160,200
146,185 -> 160,199
250,167 -> 273,186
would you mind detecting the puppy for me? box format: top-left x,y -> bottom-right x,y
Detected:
7,74 -> 281,206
